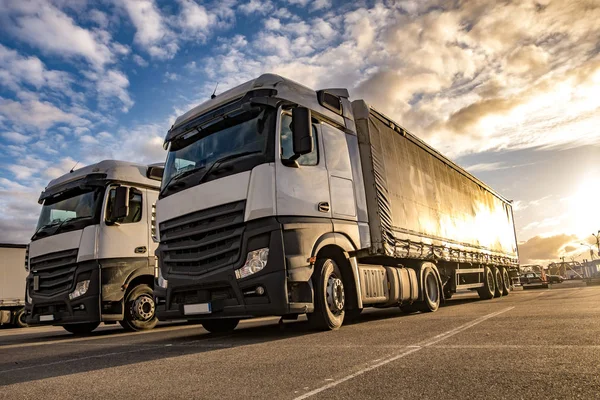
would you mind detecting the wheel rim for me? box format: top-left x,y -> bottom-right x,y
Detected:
425,273 -> 439,304
18,311 -> 26,326
326,273 -> 345,315
132,294 -> 155,321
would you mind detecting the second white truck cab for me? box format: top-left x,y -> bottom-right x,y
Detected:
26,160 -> 164,334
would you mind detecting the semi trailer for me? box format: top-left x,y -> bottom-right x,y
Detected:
26,160 -> 164,334
154,74 -> 519,332
0,243 -> 28,327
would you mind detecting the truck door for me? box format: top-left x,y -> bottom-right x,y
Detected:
320,122 -> 357,221
98,186 -> 149,260
275,111 -> 332,220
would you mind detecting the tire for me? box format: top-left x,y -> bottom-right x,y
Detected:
501,268 -> 510,296
119,284 -> 158,332
201,319 -> 239,333
14,308 -> 27,328
493,267 -> 503,298
477,266 -> 495,300
307,258 -> 346,330
419,267 -> 441,312
63,322 -> 99,335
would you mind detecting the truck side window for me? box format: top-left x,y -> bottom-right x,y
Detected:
280,113 -> 318,166
106,188 -> 143,224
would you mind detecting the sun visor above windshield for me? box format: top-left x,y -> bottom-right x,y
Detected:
38,173 -> 107,204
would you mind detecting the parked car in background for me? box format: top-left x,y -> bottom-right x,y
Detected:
545,274 -> 564,284
519,272 -> 548,289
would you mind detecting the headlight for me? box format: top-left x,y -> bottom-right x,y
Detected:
235,248 -> 269,280
69,280 -> 90,300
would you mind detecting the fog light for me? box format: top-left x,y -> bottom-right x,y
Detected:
235,248 -> 269,280
69,280 -> 90,300
255,286 -> 265,295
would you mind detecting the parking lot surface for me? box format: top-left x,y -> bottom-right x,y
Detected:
1,284 -> 599,399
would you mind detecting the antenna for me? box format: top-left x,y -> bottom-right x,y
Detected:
211,82 -> 219,99
70,161 -> 79,173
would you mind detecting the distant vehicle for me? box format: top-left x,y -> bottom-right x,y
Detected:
520,272 -> 548,289
545,274 -> 564,284
0,244 -> 28,328
26,160 -> 164,335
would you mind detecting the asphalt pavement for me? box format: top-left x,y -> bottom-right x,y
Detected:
1,283 -> 599,399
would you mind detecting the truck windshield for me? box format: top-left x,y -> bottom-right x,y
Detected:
34,187 -> 103,240
161,105 -> 272,196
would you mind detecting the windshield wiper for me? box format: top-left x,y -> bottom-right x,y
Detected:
160,166 -> 207,196
195,151 -> 261,186
31,221 -> 61,240
54,216 -> 92,235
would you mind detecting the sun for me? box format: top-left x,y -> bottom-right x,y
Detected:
569,176 -> 600,237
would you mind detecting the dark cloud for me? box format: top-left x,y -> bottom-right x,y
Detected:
518,234 -> 577,264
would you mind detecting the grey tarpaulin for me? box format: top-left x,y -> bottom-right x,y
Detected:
353,100 -> 518,267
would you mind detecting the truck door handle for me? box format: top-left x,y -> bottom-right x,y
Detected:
318,202 -> 330,213
135,246 -> 147,254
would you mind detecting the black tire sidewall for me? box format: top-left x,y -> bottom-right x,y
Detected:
478,266 -> 495,299
121,284 -> 157,331
201,319 -> 239,334
63,322 -> 99,335
310,258 -> 345,330
502,268 -> 511,295
15,308 -> 27,328
422,267 -> 440,312
493,267 -> 503,297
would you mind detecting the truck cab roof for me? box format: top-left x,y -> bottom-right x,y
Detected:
40,160 -> 163,204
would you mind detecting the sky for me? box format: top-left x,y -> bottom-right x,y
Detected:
0,0 -> 598,265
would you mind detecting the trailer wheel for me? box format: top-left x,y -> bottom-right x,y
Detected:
63,322 -> 99,335
14,308 -> 27,328
120,284 -> 158,331
492,267 -> 503,298
501,268 -> 511,296
420,267 -> 441,312
201,319 -> 240,334
477,266 -> 495,300
307,258 -> 345,330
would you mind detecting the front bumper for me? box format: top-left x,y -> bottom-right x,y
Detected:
25,263 -> 100,326
156,217 -> 313,321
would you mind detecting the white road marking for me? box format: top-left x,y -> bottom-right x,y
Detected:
293,307 -> 514,400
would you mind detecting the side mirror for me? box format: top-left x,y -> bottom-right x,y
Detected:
109,186 -> 129,222
292,107 -> 313,156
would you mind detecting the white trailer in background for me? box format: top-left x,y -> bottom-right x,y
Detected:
0,243 -> 28,327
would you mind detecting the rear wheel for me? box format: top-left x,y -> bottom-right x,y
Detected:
201,319 -> 239,333
477,266 -> 495,300
120,284 -> 158,331
493,267 -> 503,298
63,322 -> 99,335
501,268 -> 511,296
307,258 -> 346,330
420,267 -> 441,312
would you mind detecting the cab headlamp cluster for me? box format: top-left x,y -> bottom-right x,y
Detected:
69,280 -> 90,300
235,248 -> 269,280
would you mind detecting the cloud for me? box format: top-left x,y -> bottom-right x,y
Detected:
1,131 -> 30,144
0,97 -> 89,130
239,0 -> 274,15
121,0 -> 179,59
518,234 -> 578,265
2,0 -> 115,68
132,54 -> 149,67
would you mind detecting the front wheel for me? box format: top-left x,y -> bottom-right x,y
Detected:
201,319 -> 239,333
120,284 -> 157,331
14,308 -> 27,328
63,322 -> 99,335
307,258 -> 346,330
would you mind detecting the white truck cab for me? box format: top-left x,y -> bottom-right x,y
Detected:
26,160 -> 164,334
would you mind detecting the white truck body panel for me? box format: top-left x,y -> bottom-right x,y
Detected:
0,245 -> 27,305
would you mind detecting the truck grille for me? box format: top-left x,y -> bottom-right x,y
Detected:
159,200 -> 246,275
30,248 -> 78,296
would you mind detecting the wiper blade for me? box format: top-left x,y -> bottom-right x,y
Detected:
54,216 -> 91,234
160,166 -> 207,196
195,151 -> 261,186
